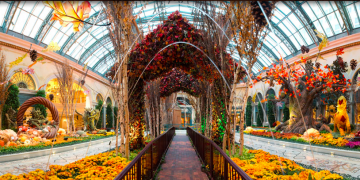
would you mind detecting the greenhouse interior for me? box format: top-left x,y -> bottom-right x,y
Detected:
1,1 -> 360,180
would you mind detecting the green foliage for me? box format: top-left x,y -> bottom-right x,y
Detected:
245,102 -> 252,126
283,106 -> 290,122
34,90 -> 47,117
95,99 -> 104,129
2,84 -> 20,129
113,106 -> 118,127
106,104 -> 113,128
201,116 -> 206,134
256,102 -> 263,126
230,146 -> 255,160
0,134 -> 113,155
267,95 -> 276,127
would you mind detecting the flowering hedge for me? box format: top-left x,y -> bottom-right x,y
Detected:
106,11 -> 241,147
247,130 -> 349,148
0,133 -> 115,155
232,149 -> 343,179
0,150 -> 129,180
159,68 -> 201,97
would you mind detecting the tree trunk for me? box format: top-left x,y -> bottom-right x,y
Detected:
239,83 -> 250,156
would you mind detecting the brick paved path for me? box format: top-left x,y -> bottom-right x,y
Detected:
157,134 -> 208,180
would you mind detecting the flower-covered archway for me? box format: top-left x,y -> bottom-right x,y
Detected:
159,68 -> 201,97
107,11 -> 239,145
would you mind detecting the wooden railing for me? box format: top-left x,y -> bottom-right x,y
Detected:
187,127 -> 252,180
114,127 -> 175,180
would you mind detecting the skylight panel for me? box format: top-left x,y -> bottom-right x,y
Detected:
23,15 -> 37,36
280,43 -> 291,55
276,2 -> 291,15
319,17 -> 333,37
43,27 -> 58,44
294,32 -> 306,46
288,14 -> 302,29
299,28 -> 312,45
88,56 -> 100,67
33,2 -> 45,16
347,4 -> 360,28
29,20 -> 43,38
58,35 -> 68,47
275,46 -> 286,58
0,2 -> 10,25
13,10 -> 29,33
289,36 -> 301,50
278,23 -> 291,36
39,7 -> 51,20
302,3 -> 316,21
273,9 -> 285,20
85,39 -> 96,48
22,1 -> 34,12
327,13 -> 342,34
319,1 -> 333,15
283,18 -> 297,33
310,3 -> 324,19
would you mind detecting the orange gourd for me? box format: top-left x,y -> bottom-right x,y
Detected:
0,140 -> 4,147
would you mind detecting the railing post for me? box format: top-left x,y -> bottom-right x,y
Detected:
210,143 -> 213,178
150,143 -> 153,178
137,159 -> 141,180
224,158 -> 228,180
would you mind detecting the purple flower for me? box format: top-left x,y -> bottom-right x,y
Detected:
345,141 -> 360,148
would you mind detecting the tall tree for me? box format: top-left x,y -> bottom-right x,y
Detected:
245,101 -> 252,126
106,104 -> 113,129
256,102 -> 263,127
267,94 -> 276,127
2,84 -> 20,129
34,90 -> 47,117
95,99 -> 104,129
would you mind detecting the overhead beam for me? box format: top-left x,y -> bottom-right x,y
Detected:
283,1 -> 320,45
93,50 -> 115,70
334,1 -> 353,35
78,34 -> 111,64
269,21 -> 297,55
59,12 -> 107,54
261,43 -> 279,62
2,1 -> 20,33
34,9 -> 54,44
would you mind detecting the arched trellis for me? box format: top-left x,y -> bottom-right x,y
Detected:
107,11 -> 240,145
159,68 -> 201,97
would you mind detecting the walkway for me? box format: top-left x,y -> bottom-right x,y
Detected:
0,137 -> 121,176
157,130 -> 208,180
236,133 -> 360,179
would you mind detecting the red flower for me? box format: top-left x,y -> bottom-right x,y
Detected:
336,48 -> 344,56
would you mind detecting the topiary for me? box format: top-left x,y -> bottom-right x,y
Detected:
257,102 -> 263,126
95,99 -> 104,129
267,94 -> 276,127
106,103 -> 113,129
34,90 -> 47,118
245,101 -> 252,126
283,106 -> 290,122
2,84 -> 20,129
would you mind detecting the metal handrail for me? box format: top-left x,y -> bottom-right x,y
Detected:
114,127 -> 175,180
187,127 -> 252,180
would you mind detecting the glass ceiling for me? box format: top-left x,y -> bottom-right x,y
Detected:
0,1 -> 359,76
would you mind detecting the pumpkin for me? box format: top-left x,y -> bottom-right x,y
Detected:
8,142 -> 17,147
303,128 -> 320,141
20,136 -> 27,143
33,137 -> 41,142
28,129 -> 34,135
0,134 -> 10,144
0,140 -> 4,147
24,140 -> 31,145
92,131 -> 98,134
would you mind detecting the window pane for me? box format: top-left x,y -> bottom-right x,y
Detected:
310,2 -> 324,19
319,1 -> 333,15
347,4 -> 360,28
319,17 -> 333,37
280,42 -> 291,55
289,36 -> 301,50
285,15 -> 299,32
278,23 -> 292,36
302,3 -> 317,21
299,28 -> 313,45
276,2 -> 291,15
0,2 -> 10,25
327,12 -> 342,34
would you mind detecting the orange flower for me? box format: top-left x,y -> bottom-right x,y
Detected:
44,1 -> 91,32
336,48 -> 344,56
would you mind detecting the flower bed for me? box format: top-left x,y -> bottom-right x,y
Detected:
246,129 -> 353,149
0,132 -> 115,155
0,150 -> 130,180
232,149 -> 343,179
